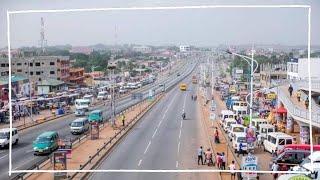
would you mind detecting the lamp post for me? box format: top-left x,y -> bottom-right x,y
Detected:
24,58 -> 35,123
107,62 -> 117,126
225,49 -> 258,129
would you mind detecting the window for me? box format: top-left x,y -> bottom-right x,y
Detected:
29,63 -> 33,66
36,71 -> 41,75
286,139 -> 293,145
35,62 -> 40,66
17,69 -> 22,72
39,78 -> 41,81
50,62 -> 55,65
50,71 -> 55,74
17,63 -> 22,66
30,72 -> 33,75
278,138 -> 285,145
1,63 -> 5,67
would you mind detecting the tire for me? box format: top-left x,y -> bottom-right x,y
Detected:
14,139 -> 18,145
264,146 -> 266,152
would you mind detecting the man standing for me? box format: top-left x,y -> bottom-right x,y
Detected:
197,146 -> 204,165
288,85 -> 293,97
296,90 -> 301,102
305,97 -> 309,110
121,113 -> 125,126
229,161 -> 236,180
271,162 -> 279,180
237,142 -> 245,157
221,152 -> 226,170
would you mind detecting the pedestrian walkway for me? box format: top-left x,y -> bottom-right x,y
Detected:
280,86 -> 308,110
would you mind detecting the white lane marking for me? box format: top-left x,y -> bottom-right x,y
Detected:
179,129 -> 182,139
138,159 -> 142,166
182,94 -> 187,111
12,157 -> 37,170
157,120 -> 162,127
0,150 -> 5,154
180,121 -> 183,128
144,141 -> 152,154
162,92 -> 178,119
177,142 -> 180,156
176,161 -> 179,168
152,129 -> 158,138
0,154 -> 8,160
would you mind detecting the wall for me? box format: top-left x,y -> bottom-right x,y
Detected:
298,58 -> 320,80
37,86 -> 50,95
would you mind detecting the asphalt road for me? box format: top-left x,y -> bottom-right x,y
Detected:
89,58 -> 213,180
0,57 -> 198,180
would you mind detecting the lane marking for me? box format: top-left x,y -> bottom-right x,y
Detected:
157,120 -> 162,127
0,154 -> 8,160
138,159 -> 142,166
180,121 -> 183,128
162,92 -> 178,120
152,128 -> 158,138
176,161 -> 179,168
177,141 -> 180,156
179,129 -> 182,139
144,141 -> 151,154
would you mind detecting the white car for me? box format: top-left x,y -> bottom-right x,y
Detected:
119,88 -> 128,94
0,128 -> 19,148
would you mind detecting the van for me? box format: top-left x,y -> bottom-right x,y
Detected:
33,131 -> 59,155
269,149 -> 311,169
0,128 -> 19,148
75,99 -> 90,111
223,118 -> 237,133
263,132 -> 293,153
97,91 -> 108,100
231,101 -> 248,112
233,106 -> 248,116
83,94 -> 94,105
277,144 -> 320,156
228,124 -> 246,141
219,110 -> 234,127
251,118 -> 268,131
232,132 -> 247,153
70,118 -> 90,134
88,110 -> 104,123
258,124 -> 275,140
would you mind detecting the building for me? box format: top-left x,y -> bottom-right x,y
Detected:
179,45 -> 190,52
69,68 -> 84,85
70,47 -> 94,55
0,76 -> 30,99
37,79 -> 66,95
232,68 -> 244,81
132,46 -> 152,53
259,63 -> 287,87
287,58 -> 320,80
0,56 -> 70,82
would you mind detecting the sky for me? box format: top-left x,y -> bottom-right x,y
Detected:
0,0 -> 319,48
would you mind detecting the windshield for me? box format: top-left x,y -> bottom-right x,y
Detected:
83,96 -> 91,100
0,132 -> 8,139
35,137 -> 50,144
300,158 -> 311,167
71,122 -> 83,127
80,102 -> 88,106
237,137 -> 246,143
90,113 -> 99,118
233,127 -> 244,132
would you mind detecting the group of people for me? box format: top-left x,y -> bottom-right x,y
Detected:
191,94 -> 197,101
197,146 -> 213,166
288,85 -> 309,109
216,152 -> 226,170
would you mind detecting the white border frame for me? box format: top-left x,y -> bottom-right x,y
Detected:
7,4 -> 312,177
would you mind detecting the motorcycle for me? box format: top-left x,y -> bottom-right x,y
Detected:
182,113 -> 186,120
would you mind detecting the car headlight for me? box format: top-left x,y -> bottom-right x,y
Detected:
44,147 -> 49,150
33,147 -> 37,150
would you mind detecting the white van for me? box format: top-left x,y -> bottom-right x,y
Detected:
251,118 -> 268,131
219,110 -> 234,127
97,91 -> 108,100
223,118 -> 237,133
75,99 -> 90,111
263,132 -> 293,153
233,106 -> 248,116
228,124 -> 246,141
231,101 -> 248,111
258,124 -> 275,139
83,94 -> 94,105
70,118 -> 90,134
0,128 -> 19,148
232,132 -> 247,153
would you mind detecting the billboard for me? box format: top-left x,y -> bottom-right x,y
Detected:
53,152 -> 67,180
91,122 -> 100,140
241,155 -> 258,179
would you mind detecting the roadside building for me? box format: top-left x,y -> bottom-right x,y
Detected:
132,45 -> 152,53
69,68 -> 84,85
69,47 -> 94,55
179,45 -> 191,52
287,58 -> 320,80
37,79 -> 66,95
259,63 -> 287,87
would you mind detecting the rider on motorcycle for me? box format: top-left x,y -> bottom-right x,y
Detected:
182,110 -> 186,119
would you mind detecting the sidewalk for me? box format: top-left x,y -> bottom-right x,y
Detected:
280,86 -> 308,110
27,94 -> 162,180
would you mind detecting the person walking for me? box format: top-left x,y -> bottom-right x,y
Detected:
197,146 -> 204,165
305,97 -> 309,110
204,148 -> 213,166
191,95 -> 194,101
257,133 -> 262,148
271,162 -> 279,180
216,153 -> 222,169
237,142 -> 245,157
237,168 -> 243,180
296,90 -> 302,102
121,113 -> 125,126
288,85 -> 293,97
221,152 -> 226,170
229,161 -> 236,180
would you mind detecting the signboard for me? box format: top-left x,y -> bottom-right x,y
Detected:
91,122 -> 99,140
53,152 -> 67,180
245,127 -> 256,143
58,139 -> 72,159
209,113 -> 216,121
241,155 -> 258,179
236,69 -> 243,74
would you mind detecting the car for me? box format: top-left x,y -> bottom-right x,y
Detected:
159,83 -> 164,87
177,73 -> 180,76
0,128 -> 19,148
33,131 -> 59,155
70,118 -> 90,134
119,88 -> 128,94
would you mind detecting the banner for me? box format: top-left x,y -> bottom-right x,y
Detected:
241,155 -> 258,179
91,122 -> 99,140
58,139 -> 72,159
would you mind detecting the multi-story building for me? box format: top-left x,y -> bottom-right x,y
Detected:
179,45 -> 190,52
0,56 -> 70,82
259,63 -> 287,87
132,46 -> 152,53
232,68 -> 243,81
69,68 -> 84,85
287,58 -> 320,80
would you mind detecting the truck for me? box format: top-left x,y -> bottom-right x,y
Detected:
192,75 -> 197,84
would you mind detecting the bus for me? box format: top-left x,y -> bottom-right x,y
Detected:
192,75 -> 197,84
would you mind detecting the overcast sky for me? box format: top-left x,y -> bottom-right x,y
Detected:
0,0 -> 319,48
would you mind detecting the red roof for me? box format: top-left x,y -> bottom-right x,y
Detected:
272,106 -> 287,114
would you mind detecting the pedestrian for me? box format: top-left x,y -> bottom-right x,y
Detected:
121,113 -> 125,126
280,164 -> 288,171
305,97 -> 309,110
197,146 -> 204,165
237,142 -> 245,157
257,133 -> 262,148
191,95 -> 193,100
288,85 -> 293,97
204,148 -> 213,166
256,176 -> 260,180
229,160 -> 236,180
216,153 -> 222,169
271,162 -> 279,180
221,152 -> 226,170
237,168 -> 243,180
296,90 -> 301,102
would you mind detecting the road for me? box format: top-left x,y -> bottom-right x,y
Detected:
88,58 -> 213,180
0,57 -> 198,180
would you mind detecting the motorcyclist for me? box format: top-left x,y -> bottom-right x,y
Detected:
182,110 -> 186,119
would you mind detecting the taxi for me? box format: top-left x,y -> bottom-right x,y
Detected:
229,88 -> 237,94
180,83 -> 187,91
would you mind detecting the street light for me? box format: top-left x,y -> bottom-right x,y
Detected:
24,58 -> 35,123
224,49 -> 259,129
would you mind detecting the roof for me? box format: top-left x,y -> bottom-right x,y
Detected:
37,79 -> 65,86
0,128 -> 18,132
91,110 -> 102,113
37,131 -> 57,137
73,118 -> 88,122
259,124 -> 274,128
268,132 -> 292,138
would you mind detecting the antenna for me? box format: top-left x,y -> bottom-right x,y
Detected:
40,17 -> 47,53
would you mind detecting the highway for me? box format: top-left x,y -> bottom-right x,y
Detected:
88,59 -> 213,180
0,57 -> 198,180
